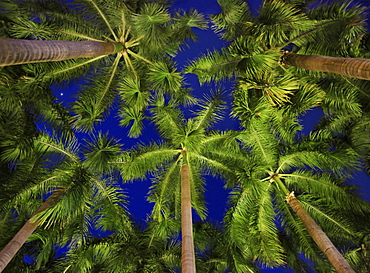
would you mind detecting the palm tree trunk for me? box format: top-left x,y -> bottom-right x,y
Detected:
281,51 -> 370,80
181,164 -> 196,273
0,38 -> 124,66
286,192 -> 355,273
0,188 -> 64,272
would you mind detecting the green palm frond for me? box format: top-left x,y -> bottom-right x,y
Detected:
320,81 -> 362,117
118,106 -> 145,138
225,180 -> 284,267
132,3 -> 171,52
0,160 -> 62,216
8,16 -> 57,40
22,57 -> 106,85
187,161 -> 207,220
300,1 -> 367,57
118,74 -> 150,110
281,171 -> 369,213
276,150 -> 358,175
281,76 -> 325,117
299,196 -> 359,241
92,178 -> 131,234
184,48 -> 241,84
149,160 -> 181,222
249,0 -> 314,47
211,0 -> 251,40
237,125 -> 279,168
170,9 -> 207,44
238,69 -> 298,106
118,142 -> 180,181
150,99 -> 185,141
148,61 -> 183,93
82,132 -> 122,174
31,169 -> 93,229
190,90 -> 226,132
34,133 -> 80,163
229,34 -> 280,70
72,55 -> 121,132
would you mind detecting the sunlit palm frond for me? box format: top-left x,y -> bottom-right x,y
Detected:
34,133 -> 80,163
184,48 -> 241,84
148,160 -> 181,222
187,161 -> 207,220
190,90 -> 226,132
72,55 -> 121,132
170,9 -> 207,44
318,77 -> 362,117
301,1 -> 367,57
225,180 -> 284,267
299,196 -> 360,242
150,99 -> 185,141
92,178 -> 131,234
276,150 -> 358,175
82,132 -> 122,174
31,169 -> 93,229
281,170 -> 369,213
148,61 -> 183,93
132,3 -> 171,52
237,124 -> 279,168
211,0 -> 251,40
118,142 -> 180,181
248,0 -> 314,47
118,106 -> 145,138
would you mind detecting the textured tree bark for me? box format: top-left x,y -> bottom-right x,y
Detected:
286,192 -> 355,273
0,38 -> 123,66
0,189 -> 64,272
181,164 -> 196,273
281,51 -> 370,80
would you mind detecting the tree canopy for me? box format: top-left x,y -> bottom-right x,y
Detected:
1,0 -> 370,272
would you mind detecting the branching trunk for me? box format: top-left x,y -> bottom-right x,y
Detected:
281,51 -> 370,80
181,164 -> 196,273
0,188 -> 64,272
0,38 -> 123,66
286,192 -> 355,273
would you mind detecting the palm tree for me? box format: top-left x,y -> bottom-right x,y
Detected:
0,131 -> 130,272
186,0 -> 370,89
0,38 -> 124,66
1,0 -> 206,135
113,92 -> 248,272
280,51 -> 370,80
213,104 -> 370,272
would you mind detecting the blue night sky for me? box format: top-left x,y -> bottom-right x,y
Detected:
51,0 -> 370,272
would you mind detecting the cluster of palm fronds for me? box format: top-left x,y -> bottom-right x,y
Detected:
1,0 -> 370,272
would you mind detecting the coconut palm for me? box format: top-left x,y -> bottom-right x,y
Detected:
0,131 -> 130,272
0,0 -> 206,135
212,104 -> 370,272
112,92 -> 254,272
185,0 -> 370,99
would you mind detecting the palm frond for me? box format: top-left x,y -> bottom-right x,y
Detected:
211,0 -> 251,40
82,132 -> 122,174
72,55 -> 121,132
118,142 -> 180,181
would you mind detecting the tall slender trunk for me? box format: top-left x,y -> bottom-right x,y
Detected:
286,192 -> 355,273
0,38 -> 123,66
0,188 -> 64,272
281,51 -> 370,80
181,164 -> 196,273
